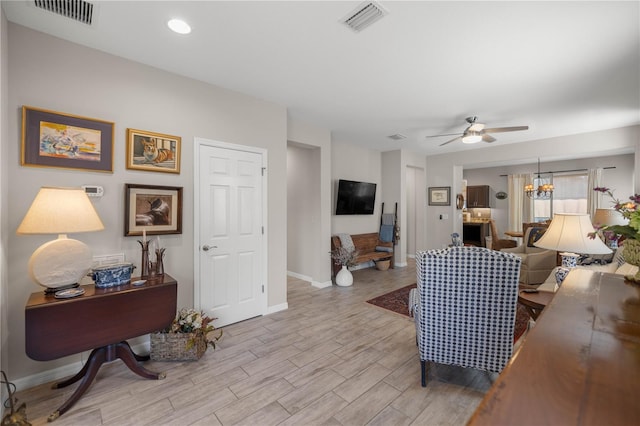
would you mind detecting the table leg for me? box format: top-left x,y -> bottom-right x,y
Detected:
116,341 -> 165,380
48,346 -> 108,422
51,347 -> 102,389
47,341 -> 165,422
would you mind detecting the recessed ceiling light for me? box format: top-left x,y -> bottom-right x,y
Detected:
168,19 -> 191,35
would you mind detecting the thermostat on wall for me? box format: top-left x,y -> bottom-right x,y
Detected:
82,185 -> 104,197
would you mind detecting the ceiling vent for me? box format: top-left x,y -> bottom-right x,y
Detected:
341,1 -> 388,32
388,133 -> 407,141
34,0 -> 94,25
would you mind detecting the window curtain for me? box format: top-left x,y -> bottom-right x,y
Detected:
507,174 -> 532,232
587,168 -> 602,219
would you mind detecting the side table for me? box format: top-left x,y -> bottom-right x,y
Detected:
517,289 -> 554,320
25,274 -> 177,421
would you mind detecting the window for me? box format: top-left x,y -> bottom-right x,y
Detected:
533,173 -> 588,222
553,174 -> 588,213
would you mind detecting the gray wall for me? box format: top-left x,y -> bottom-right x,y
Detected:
6,23 -> 289,382
463,154 -> 635,238
286,119 -> 332,287
287,144 -> 319,279
331,142 -> 382,235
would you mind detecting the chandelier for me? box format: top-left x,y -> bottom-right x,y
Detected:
524,158 -> 554,199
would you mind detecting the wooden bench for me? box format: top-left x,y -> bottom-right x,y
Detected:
331,233 -> 394,281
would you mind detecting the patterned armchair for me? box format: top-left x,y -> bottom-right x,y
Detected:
413,246 -> 521,387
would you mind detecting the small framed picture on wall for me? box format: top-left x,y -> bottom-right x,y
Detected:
428,186 -> 451,206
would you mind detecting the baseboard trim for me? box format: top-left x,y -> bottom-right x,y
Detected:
12,341 -> 150,391
312,280 -> 332,288
286,271 -> 312,282
266,302 -> 288,314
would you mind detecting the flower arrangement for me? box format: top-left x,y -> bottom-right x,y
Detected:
330,247 -> 358,267
591,187 -> 640,242
163,308 -> 223,350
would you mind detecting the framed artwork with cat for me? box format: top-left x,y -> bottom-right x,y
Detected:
126,128 -> 181,174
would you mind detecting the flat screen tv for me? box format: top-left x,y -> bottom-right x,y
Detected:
335,179 -> 376,215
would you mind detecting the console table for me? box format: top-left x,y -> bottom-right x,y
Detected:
25,275 -> 177,421
468,269 -> 640,425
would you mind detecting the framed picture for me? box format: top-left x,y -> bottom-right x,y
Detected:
125,184 -> 183,236
21,106 -> 114,172
126,128 -> 181,174
428,186 -> 451,206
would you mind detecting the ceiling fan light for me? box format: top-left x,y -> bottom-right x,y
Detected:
462,132 -> 482,144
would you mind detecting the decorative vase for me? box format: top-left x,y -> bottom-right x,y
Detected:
336,265 -> 353,287
622,239 -> 640,283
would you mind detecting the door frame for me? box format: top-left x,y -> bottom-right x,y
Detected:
193,137 -> 268,316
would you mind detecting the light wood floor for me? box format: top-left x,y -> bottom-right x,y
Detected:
16,259 -> 495,426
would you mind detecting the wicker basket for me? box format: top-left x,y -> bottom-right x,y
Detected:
150,331 -> 207,361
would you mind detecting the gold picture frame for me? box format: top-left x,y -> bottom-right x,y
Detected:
124,184 -> 183,236
126,128 -> 181,174
21,106 -> 114,172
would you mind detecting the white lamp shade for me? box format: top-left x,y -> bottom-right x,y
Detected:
17,187 -> 104,235
592,208 -> 628,227
534,213 -> 612,255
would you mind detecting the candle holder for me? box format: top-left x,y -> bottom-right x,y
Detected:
138,240 -> 150,278
155,248 -> 166,276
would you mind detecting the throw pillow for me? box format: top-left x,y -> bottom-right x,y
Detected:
527,227 -> 546,247
613,245 -> 626,267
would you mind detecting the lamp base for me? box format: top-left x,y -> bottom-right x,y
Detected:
44,283 -> 80,296
555,252 -> 580,288
28,235 -> 93,291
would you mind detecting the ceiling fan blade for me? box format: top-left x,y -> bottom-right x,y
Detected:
483,126 -> 529,133
439,136 -> 462,146
482,134 -> 496,143
425,132 -> 462,138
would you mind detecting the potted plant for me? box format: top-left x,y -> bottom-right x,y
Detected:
150,308 -> 223,361
330,247 -> 358,286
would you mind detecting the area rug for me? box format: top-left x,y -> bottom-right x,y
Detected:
366,284 -> 530,342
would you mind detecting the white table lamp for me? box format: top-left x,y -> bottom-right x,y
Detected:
534,213 -> 611,287
17,187 -> 104,294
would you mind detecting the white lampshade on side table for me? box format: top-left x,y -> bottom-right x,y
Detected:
534,213 -> 611,288
17,187 -> 104,294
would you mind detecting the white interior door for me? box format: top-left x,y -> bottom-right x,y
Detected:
197,142 -> 265,326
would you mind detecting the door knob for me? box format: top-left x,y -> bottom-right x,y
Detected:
202,245 -> 217,251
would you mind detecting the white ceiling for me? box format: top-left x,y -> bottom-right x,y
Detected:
3,1 -> 639,156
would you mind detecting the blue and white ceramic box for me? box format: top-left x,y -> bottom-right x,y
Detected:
91,263 -> 135,288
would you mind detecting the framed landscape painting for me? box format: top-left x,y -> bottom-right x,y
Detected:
125,184 -> 183,236
126,128 -> 181,174
21,106 -> 114,172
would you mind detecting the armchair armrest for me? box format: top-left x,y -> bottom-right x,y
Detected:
502,245 -> 525,254
526,249 -> 557,270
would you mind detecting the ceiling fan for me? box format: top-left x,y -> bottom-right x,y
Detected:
426,116 -> 529,146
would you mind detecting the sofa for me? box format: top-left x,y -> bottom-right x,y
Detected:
502,226 -> 557,285
538,246 -> 638,292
